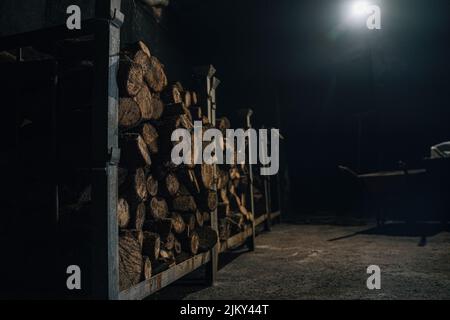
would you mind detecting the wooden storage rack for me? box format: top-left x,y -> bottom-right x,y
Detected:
0,0 -> 281,300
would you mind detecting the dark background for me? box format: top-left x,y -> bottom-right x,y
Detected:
1,0 -> 450,216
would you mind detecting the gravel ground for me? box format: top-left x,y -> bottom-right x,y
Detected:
152,222 -> 450,300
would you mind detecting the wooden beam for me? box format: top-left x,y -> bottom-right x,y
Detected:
119,251 -> 211,300
219,226 -> 253,253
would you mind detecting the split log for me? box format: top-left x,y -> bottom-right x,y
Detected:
163,232 -> 176,251
123,41 -> 151,65
170,213 -> 186,234
159,249 -> 175,266
181,231 -> 199,255
162,83 -> 182,104
142,256 -> 152,281
128,202 -> 146,231
219,188 -> 230,204
120,133 -> 152,168
197,226 -> 218,252
195,210 -> 204,228
119,98 -> 142,128
133,85 -> 153,120
196,164 -> 215,190
120,229 -> 144,248
144,56 -> 168,93
142,231 -> 160,262
120,167 -> 148,202
118,57 -> 143,97
196,190 -> 218,212
217,168 -> 229,190
180,214 -> 196,232
150,94 -> 164,120
117,198 -> 130,229
216,117 -> 231,132
174,240 -> 182,255
164,173 -> 180,197
147,197 -> 169,219
135,122 -> 158,154
229,167 -> 240,180
172,195 -> 197,212
119,234 -> 143,291
146,175 -> 159,197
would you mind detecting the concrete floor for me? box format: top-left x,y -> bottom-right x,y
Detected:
152,222 -> 450,300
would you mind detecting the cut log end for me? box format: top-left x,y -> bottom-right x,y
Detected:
142,231 -> 161,262
142,256 -> 152,281
119,234 -> 142,291
148,197 -> 169,220
134,85 -> 154,120
165,173 -> 180,197
119,98 -> 141,128
146,175 -> 159,197
117,198 -> 130,229
118,58 -> 143,97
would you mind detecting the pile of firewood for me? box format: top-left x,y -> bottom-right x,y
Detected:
116,41 -> 220,291
214,120 -> 254,242
55,39 -> 254,292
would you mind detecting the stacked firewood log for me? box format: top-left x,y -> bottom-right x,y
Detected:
56,39 -> 254,292
214,118 -> 254,242
116,41 -> 220,291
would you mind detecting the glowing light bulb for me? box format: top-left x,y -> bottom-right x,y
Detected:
352,1 -> 370,16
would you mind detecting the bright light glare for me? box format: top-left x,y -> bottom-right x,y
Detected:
352,1 -> 369,16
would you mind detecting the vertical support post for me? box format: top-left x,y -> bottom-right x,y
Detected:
91,0 -> 122,300
261,126 -> 271,231
194,65 -> 218,286
246,110 -> 256,251
263,178 -> 271,231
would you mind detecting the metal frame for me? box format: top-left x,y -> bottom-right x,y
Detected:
0,2 -> 281,298
91,0 -> 123,300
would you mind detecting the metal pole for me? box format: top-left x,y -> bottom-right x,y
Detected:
91,0 -> 122,300
246,110 -> 256,251
195,65 -> 219,286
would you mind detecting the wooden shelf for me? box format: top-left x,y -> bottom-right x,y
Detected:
255,211 -> 281,227
119,251 -> 211,300
220,225 -> 253,253
219,211 -> 281,253
119,212 -> 281,299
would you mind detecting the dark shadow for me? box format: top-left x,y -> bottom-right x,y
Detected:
327,222 -> 449,244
